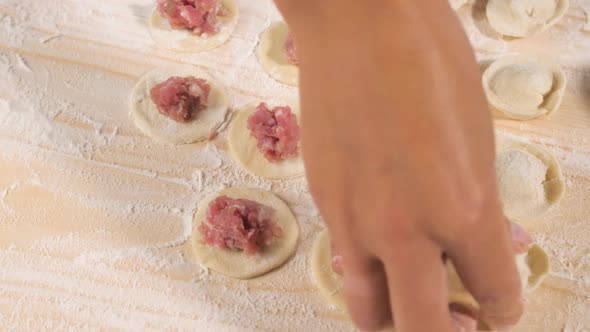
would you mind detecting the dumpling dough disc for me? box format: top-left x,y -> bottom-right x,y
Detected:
257,21 -> 299,86
228,102 -> 305,180
483,55 -> 566,120
130,65 -> 229,144
192,187 -> 300,279
487,0 -> 569,37
311,230 -> 550,327
149,0 -> 239,52
495,133 -> 564,221
310,230 -> 347,312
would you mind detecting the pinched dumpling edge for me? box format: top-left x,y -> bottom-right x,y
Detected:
486,0 -> 569,37
482,55 -> 567,120
495,132 -> 565,221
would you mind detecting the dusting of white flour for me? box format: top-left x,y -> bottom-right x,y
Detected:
0,0 -> 589,331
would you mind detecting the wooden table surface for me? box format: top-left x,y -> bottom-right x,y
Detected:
1,0 -> 589,331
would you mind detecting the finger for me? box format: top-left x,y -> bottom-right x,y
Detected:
383,235 -> 455,332
446,215 -> 523,331
321,204 -> 392,332
341,248 -> 392,331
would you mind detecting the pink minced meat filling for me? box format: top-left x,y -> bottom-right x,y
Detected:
150,76 -> 211,123
510,222 -> 533,254
199,196 -> 282,255
330,222 -> 534,275
284,32 -> 299,65
247,102 -> 300,162
157,0 -> 228,35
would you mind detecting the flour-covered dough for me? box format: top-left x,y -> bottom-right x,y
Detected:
496,134 -> 564,221
450,0 -> 468,10
228,102 -> 305,180
149,0 -> 239,52
192,187 -> 300,279
257,21 -> 299,86
311,230 -> 550,323
130,65 -> 229,144
487,0 -> 569,37
483,55 -> 566,120
310,230 -> 347,311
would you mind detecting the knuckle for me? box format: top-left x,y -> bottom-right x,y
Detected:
442,189 -> 502,240
442,167 -> 501,226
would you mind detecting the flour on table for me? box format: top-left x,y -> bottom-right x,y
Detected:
1,0 -> 590,331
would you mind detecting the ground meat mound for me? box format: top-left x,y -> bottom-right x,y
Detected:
149,76 -> 211,123
510,222 -> 533,254
247,102 -> 300,162
284,32 -> 299,65
199,195 -> 282,255
330,242 -> 344,275
157,0 -> 228,35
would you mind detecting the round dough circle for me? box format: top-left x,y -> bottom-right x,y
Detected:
192,187 -> 300,279
148,0 -> 239,53
450,0 -> 468,10
311,230 -> 550,318
228,102 -> 305,180
483,55 -> 566,120
495,134 -> 565,221
486,0 -> 569,38
130,65 -> 229,144
310,230 -> 346,311
256,21 -> 299,86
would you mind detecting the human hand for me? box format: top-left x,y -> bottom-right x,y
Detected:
275,1 -> 524,331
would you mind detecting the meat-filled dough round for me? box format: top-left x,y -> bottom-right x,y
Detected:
192,187 -> 300,279
495,133 -> 565,221
228,102 -> 305,180
149,0 -> 239,52
487,0 -> 569,37
130,65 -> 229,144
257,21 -> 299,86
311,230 -> 550,323
483,55 -> 566,120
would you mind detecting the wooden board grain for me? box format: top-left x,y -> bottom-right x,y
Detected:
1,0 -> 589,331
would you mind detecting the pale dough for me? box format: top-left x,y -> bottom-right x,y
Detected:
228,102 -> 305,180
192,187 -> 300,279
311,230 -> 347,312
495,133 -> 565,221
487,0 -> 569,38
130,65 -> 229,144
148,0 -> 239,53
311,230 -> 550,326
482,55 -> 566,120
450,0 -> 468,10
256,21 -> 299,86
